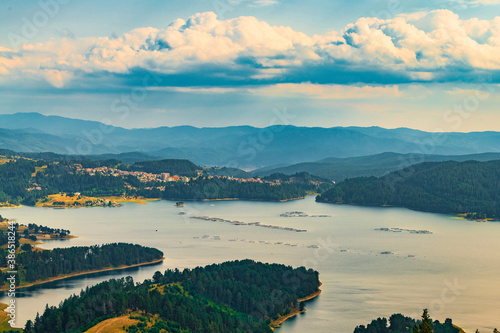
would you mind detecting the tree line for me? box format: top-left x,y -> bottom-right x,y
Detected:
12,243 -> 163,283
150,177 -> 307,201
262,172 -> 334,194
354,309 -> 498,333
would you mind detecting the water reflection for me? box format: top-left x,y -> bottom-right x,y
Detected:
0,197 -> 499,332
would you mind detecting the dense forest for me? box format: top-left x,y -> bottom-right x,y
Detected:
262,172 -> 334,193
122,159 -> 200,177
0,159 -> 39,206
152,177 -> 307,201
24,223 -> 70,238
317,160 -> 500,218
24,259 -> 321,333
353,310 -> 461,333
0,159 -> 125,205
0,220 -> 72,284
0,243 -> 163,285
36,163 -> 126,198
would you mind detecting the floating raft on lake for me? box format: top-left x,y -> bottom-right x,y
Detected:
190,216 -> 307,232
375,227 -> 432,234
280,211 -> 331,218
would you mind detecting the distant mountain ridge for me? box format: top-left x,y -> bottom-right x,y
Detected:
254,152 -> 500,181
1,112 -> 500,168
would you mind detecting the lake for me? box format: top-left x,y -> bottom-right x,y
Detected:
1,196 -> 499,332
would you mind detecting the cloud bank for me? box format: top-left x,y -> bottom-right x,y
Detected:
1,10 -> 500,88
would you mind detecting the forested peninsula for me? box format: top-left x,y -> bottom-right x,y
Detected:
0,243 -> 164,291
23,260 -> 321,333
317,160 -> 500,219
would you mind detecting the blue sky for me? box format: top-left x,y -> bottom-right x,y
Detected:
1,0 -> 500,131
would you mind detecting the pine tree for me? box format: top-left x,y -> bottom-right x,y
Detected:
24,320 -> 33,333
413,309 -> 433,333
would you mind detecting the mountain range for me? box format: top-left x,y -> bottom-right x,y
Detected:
1,112 -> 500,169
253,152 -> 500,181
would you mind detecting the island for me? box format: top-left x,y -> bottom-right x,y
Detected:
23,260 -> 321,333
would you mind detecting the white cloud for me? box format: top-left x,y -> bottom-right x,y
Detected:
1,10 -> 500,87
42,70 -> 72,88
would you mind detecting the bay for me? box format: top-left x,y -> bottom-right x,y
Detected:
1,196 -> 499,332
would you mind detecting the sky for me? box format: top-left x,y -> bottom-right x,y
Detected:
1,0 -> 500,131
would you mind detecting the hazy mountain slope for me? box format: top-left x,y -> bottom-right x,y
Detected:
1,113 -> 500,168
255,152 -> 500,181
0,128 -> 82,153
0,112 -> 125,137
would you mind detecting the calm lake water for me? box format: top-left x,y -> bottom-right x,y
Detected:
1,196 -> 499,332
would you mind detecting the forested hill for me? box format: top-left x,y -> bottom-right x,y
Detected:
262,172 -> 334,193
317,160 -> 500,218
254,152 -> 500,182
25,260 -> 321,333
0,243 -> 163,286
157,177 -> 307,201
123,159 -> 200,177
0,156 -> 306,205
3,113 -> 500,168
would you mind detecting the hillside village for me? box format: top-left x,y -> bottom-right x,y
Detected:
71,164 -> 270,184
73,164 -> 193,183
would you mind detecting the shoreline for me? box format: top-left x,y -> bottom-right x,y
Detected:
317,200 -> 499,222
1,196 -> 306,211
454,216 -> 498,222
0,204 -> 21,209
107,196 -> 161,205
0,257 -> 165,292
297,288 -> 322,302
270,283 -> 322,330
165,196 -> 307,203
